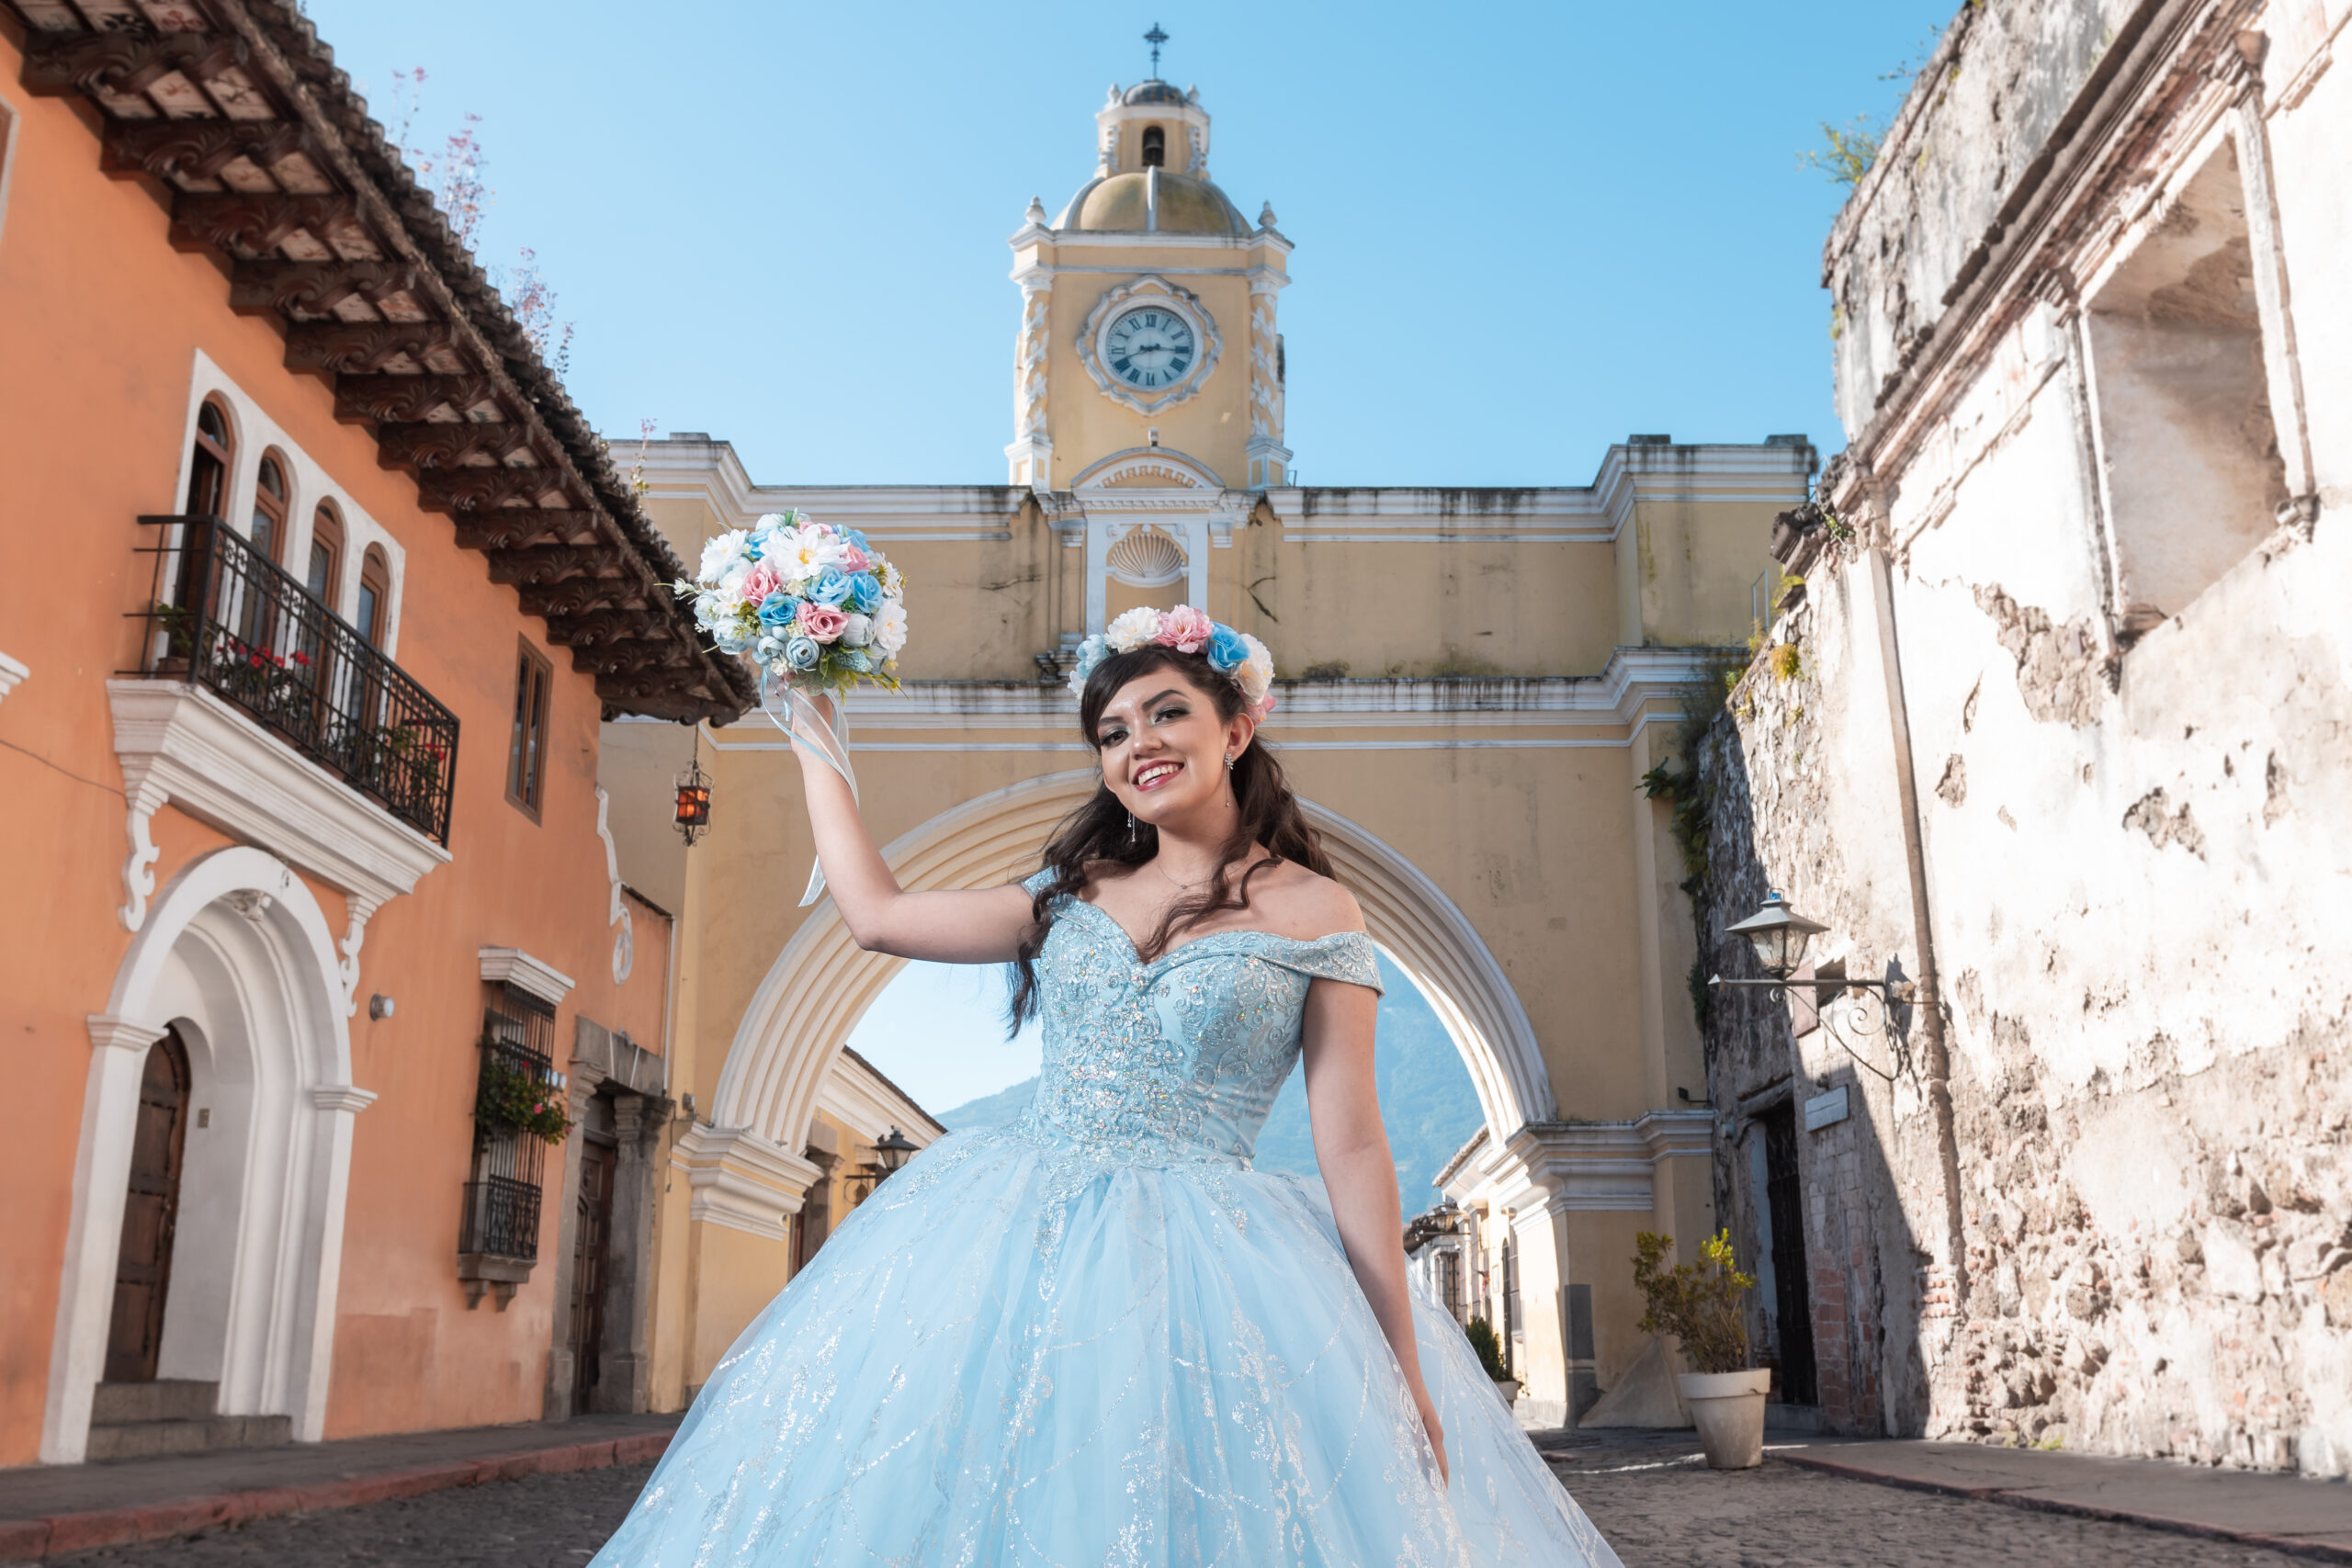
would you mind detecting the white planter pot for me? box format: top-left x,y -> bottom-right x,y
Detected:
1677,1369 -> 1771,1469
1491,1377 -> 1521,1408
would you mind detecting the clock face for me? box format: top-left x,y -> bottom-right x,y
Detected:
1103,306 -> 1197,391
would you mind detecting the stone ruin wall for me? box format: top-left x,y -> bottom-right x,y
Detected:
1693,510 -> 2352,1471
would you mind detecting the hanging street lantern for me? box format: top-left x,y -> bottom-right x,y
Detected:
871,1127 -> 919,1177
1723,891 -> 1828,979
1708,892 -> 1917,1082
673,745 -> 712,847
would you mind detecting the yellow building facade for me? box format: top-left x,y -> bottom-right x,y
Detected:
603,77 -> 1812,1426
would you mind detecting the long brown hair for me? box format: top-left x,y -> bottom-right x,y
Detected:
1007,644 -> 1328,1028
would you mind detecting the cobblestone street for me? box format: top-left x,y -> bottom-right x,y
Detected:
1553,1444 -> 2322,1567
33,1438 -> 2334,1567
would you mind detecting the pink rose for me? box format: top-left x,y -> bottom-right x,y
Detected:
740,562 -> 786,604
1155,604 -> 1216,654
838,546 -> 870,572
798,601 -> 849,643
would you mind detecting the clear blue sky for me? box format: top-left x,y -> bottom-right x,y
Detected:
304,0 -> 1952,489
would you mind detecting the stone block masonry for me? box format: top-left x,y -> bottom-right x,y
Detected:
1675,0 -> 2352,1473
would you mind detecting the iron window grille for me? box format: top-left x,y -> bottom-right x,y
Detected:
130,514 -> 459,845
458,986 -> 560,1262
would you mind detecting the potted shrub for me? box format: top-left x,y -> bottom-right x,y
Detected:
1464,1317 -> 1519,1407
1633,1229 -> 1770,1468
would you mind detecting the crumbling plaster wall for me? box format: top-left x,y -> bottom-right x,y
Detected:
1706,0 -> 2352,1472
1826,0 -> 2142,438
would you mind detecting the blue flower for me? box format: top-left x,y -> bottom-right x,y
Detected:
757,593 -> 802,627
834,647 -> 872,674
783,636 -> 821,671
839,527 -> 872,552
845,571 -> 883,614
1206,624 -> 1250,672
808,567 -> 854,606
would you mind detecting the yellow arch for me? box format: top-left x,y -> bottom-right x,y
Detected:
708,770 -> 1551,1156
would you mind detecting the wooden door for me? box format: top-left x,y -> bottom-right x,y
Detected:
568,1138 -> 616,1415
106,1030 -> 190,1383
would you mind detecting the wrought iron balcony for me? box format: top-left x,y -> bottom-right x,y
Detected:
132,515 -> 458,845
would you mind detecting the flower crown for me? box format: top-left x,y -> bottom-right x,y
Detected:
1069,605 -> 1278,722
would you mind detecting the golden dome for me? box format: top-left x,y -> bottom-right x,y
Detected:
1064,170 -> 1252,237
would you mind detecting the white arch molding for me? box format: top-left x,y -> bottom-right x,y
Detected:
46,846 -> 371,1463
708,771 -> 1552,1195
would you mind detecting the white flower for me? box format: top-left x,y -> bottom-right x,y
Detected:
1237,633 -> 1275,703
697,528 -> 753,585
839,612 -> 873,648
777,527 -> 846,581
872,600 -> 909,657
877,561 -> 905,597
1104,606 -> 1162,653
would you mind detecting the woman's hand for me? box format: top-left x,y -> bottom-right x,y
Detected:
1415,1390 -> 1450,1486
779,685 -> 1034,961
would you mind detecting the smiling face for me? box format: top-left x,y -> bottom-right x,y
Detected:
1091,660 -> 1254,828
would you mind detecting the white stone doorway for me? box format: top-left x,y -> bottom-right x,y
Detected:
46,847 -> 370,1463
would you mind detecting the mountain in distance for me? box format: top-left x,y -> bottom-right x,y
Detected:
933,955 -> 1482,1216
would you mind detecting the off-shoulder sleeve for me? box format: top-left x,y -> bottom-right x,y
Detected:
1020,867 -> 1057,897
1262,931 -> 1383,992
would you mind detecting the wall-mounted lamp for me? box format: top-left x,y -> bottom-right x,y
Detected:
673,739 -> 713,847
1709,892 -> 1915,1081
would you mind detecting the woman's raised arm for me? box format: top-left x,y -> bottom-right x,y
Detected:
788,699 -> 1038,963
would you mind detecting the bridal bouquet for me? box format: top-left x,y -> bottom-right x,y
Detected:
673,510 -> 908,696
673,510 -> 907,904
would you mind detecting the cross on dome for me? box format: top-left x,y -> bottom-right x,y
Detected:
1144,22 -> 1169,74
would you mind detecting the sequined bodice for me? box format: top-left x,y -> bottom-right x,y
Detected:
1014,882 -> 1382,1168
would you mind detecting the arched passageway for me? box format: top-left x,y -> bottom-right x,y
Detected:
710,770 -> 1549,1161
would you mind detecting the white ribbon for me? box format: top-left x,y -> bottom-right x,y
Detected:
760,671 -> 855,907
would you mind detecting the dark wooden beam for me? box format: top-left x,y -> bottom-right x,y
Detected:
23,29 -> 247,98
377,422 -> 542,471
566,643 -> 698,677
544,610 -> 679,649
517,580 -> 653,618
486,547 -> 639,587
414,467 -> 575,513
172,192 -> 368,258
232,260 -> 420,319
595,673 -> 723,718
105,119 -> 316,185
451,512 -> 605,552
284,322 -> 464,376
330,372 -> 502,424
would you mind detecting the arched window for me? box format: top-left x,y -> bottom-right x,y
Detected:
306,502 -> 345,609
186,400 -> 232,519
356,546 -> 390,647
1140,126 -> 1165,168
252,454 -> 289,563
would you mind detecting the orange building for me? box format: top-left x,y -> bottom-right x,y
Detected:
0,0 -> 750,1465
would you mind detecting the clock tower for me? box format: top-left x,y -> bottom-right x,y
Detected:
1006,74 -> 1291,633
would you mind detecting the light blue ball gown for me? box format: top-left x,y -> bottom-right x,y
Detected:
592,880 -> 1623,1566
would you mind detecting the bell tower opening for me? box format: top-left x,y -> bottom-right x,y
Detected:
1141,126 -> 1165,168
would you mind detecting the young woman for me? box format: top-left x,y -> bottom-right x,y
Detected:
591,609 -> 1622,1567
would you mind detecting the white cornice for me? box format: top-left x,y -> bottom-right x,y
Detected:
707,650 -> 1723,738
108,681 -> 451,1014
816,1049 -> 945,1145
1443,1107 -> 1718,1214
478,946 -> 577,1008
86,1015 -> 167,1055
628,438 -> 1807,544
0,650 -> 27,705
671,1123 -> 820,1236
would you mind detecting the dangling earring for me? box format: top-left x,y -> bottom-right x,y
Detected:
1225,754 -> 1236,772
1127,810 -> 1140,846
